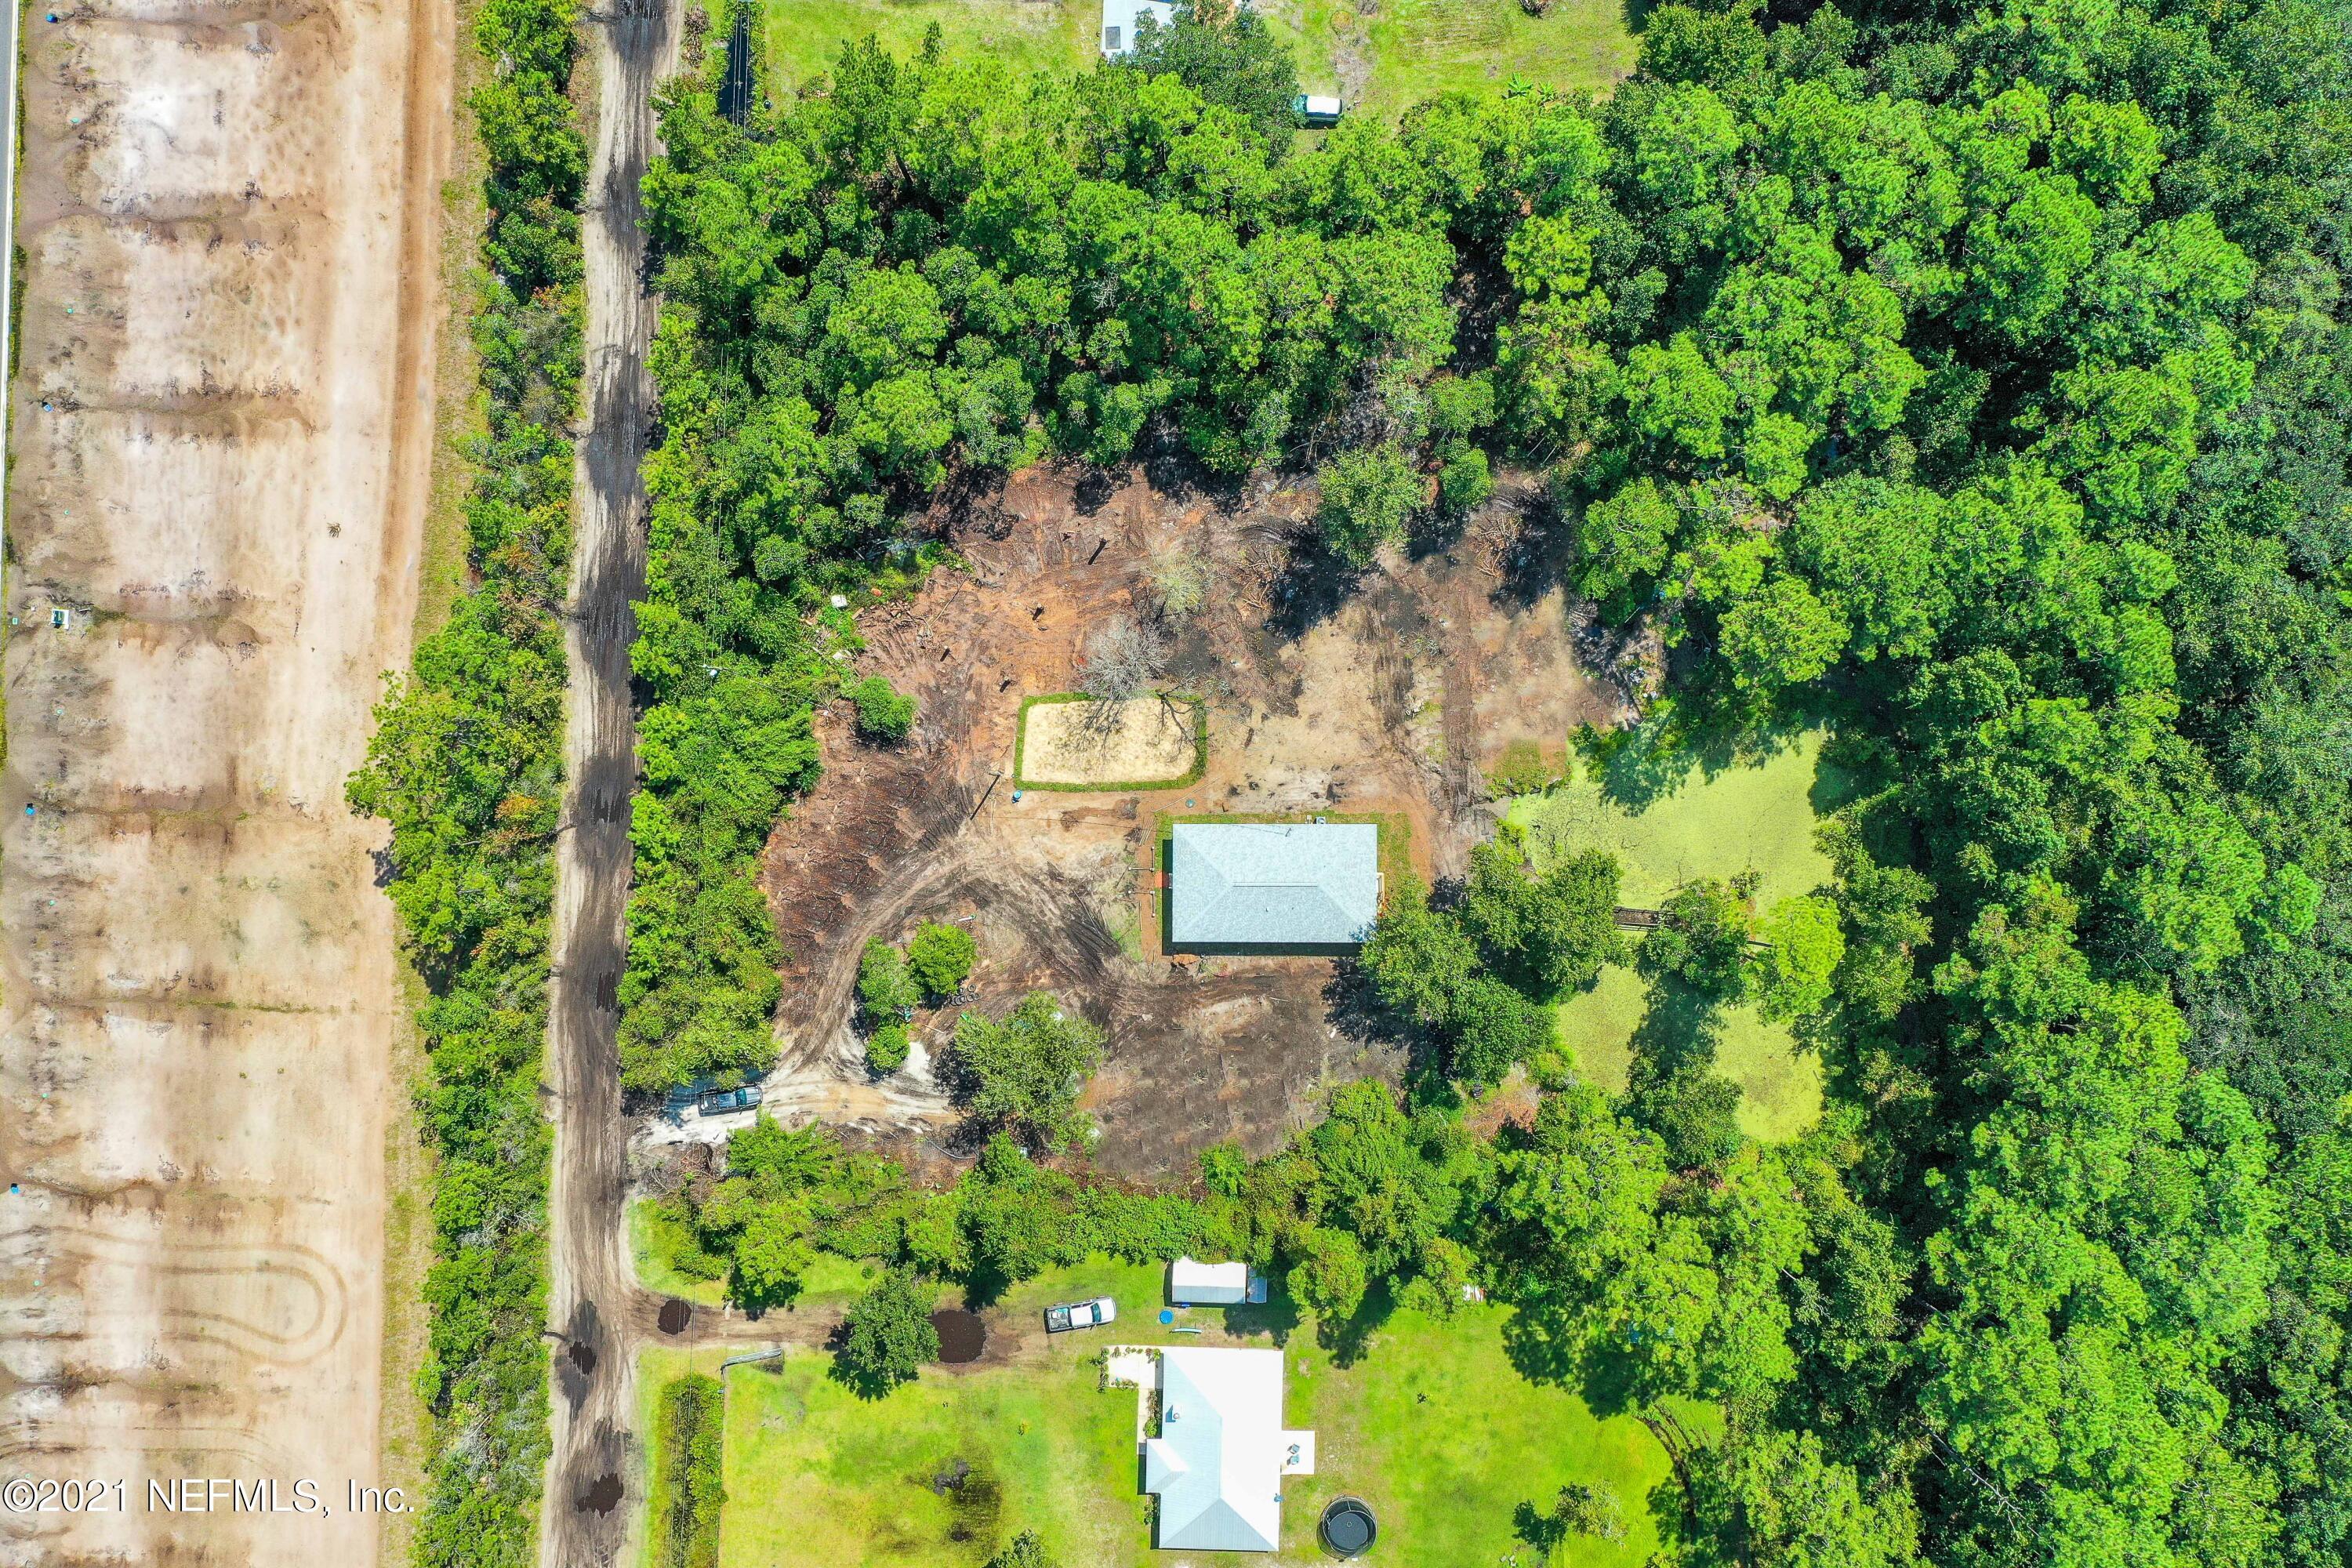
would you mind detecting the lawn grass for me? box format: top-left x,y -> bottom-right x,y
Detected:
1508,728 -> 1840,911
1512,729 -> 1839,1142
715,1255 -> 1671,1566
758,0 -> 1091,89
757,0 -> 1637,114
633,1199 -> 730,1308
1269,0 -> 1639,107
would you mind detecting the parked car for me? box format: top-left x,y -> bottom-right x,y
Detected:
698,1085 -> 762,1116
1044,1296 -> 1118,1333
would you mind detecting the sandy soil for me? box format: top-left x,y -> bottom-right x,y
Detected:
1019,696 -> 1196,786
539,0 -> 682,1564
740,466 -> 1625,1178
0,0 -> 452,1561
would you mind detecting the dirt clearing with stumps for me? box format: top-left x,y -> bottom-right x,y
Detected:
724,463 -> 1625,1178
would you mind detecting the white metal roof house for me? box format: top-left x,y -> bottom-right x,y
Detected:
1141,1348 -> 1316,1552
1171,1256 -> 1268,1306
1168,822 -> 1381,953
1100,0 -> 1174,56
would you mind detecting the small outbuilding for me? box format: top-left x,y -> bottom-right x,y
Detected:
1171,1256 -> 1268,1306
1099,0 -> 1174,56
1293,93 -> 1344,128
1168,822 -> 1381,954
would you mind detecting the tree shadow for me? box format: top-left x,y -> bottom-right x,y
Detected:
1621,977 -> 1744,1167
1073,466 -> 1120,516
1225,1283 -> 1304,1346
1499,1297 -> 1586,1389
1624,975 -> 1727,1075
1136,421 -> 1248,514
1403,508 -> 1469,563
1513,1500 -> 1567,1562
1578,702 -> 1830,813
1487,488 -> 1574,615
1575,719 -> 1703,811
1573,1335 -> 1649,1419
1261,533 -> 1367,641
1316,1280 -> 1398,1370
959,1264 -> 1019,1311
822,1319 -> 906,1401
1323,958 -> 1444,1089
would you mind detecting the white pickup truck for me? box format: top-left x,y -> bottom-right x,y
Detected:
1044,1296 -> 1117,1333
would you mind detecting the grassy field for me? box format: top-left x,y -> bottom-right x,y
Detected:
633,1200 -> 731,1308
1508,730 -> 1842,1142
758,0 -> 1092,89
1270,0 -> 1639,106
757,0 -> 1637,114
713,1256 -> 1671,1566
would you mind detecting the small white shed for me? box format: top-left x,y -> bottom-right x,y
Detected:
1100,0 -> 1174,56
1171,1256 -> 1262,1306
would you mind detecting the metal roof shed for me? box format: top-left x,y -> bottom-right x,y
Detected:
1171,1257 -> 1254,1305
1168,822 -> 1381,953
1099,0 -> 1173,55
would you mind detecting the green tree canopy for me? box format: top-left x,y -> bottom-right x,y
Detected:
947,993 -> 1106,1152
836,1270 -> 941,1396
907,921 -> 978,1000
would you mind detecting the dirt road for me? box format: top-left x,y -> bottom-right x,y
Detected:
537,0 -> 679,1562
0,0 -> 452,1562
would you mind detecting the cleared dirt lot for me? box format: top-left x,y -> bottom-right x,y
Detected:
749,466 -> 1624,1177
0,0 -> 451,1561
1018,695 -> 1196,786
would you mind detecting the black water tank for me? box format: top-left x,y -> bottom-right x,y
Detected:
1319,1496 -> 1377,1558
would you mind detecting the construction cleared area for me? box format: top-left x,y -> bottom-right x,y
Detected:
0,0 -> 453,1563
732,465 -> 1630,1176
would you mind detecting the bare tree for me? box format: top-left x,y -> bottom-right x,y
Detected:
1078,614 -> 1167,735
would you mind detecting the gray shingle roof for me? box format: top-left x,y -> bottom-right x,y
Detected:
1169,823 -> 1380,949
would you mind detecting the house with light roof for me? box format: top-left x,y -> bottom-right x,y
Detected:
1127,1345 -> 1316,1552
1167,822 -> 1381,955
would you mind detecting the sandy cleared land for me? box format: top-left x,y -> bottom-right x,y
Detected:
1019,696 -> 1197,786
742,466 -> 1628,1174
0,0 -> 452,1561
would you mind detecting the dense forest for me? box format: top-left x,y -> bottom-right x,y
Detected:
633,0 -> 2352,1560
358,0 -> 2352,1555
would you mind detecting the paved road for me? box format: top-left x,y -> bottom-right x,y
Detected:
537,0 -> 676,1561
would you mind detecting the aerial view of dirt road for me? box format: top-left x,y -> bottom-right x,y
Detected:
539,0 -> 678,1563
0,0 -> 452,1561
